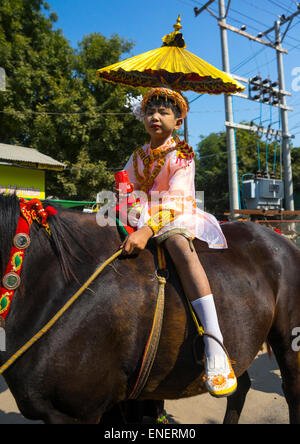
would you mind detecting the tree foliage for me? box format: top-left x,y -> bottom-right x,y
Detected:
0,0 -> 146,200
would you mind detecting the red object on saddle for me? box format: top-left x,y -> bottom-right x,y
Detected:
115,205 -> 136,235
114,170 -> 136,235
114,170 -> 134,195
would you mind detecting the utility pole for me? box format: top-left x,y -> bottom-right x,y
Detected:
275,21 -> 294,211
218,0 -> 240,218
195,0 -> 241,218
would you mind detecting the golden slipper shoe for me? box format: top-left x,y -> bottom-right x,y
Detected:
204,355 -> 237,398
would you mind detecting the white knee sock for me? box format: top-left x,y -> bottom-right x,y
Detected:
191,294 -> 225,358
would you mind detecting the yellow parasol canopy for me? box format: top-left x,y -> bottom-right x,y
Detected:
97,15 -> 245,95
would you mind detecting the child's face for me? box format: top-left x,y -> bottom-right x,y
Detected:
144,105 -> 183,147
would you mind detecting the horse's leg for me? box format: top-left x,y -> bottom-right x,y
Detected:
269,337 -> 300,424
143,400 -> 166,423
268,305 -> 300,426
274,352 -> 300,424
28,399 -> 103,424
282,378 -> 300,424
223,371 -> 251,424
100,402 -> 129,424
100,400 -> 165,424
44,410 -> 103,424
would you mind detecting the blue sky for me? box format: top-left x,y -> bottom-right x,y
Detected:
46,0 -> 300,155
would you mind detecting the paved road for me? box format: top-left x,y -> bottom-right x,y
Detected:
0,350 -> 289,424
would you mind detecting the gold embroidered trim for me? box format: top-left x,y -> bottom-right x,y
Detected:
147,209 -> 175,235
133,140 -> 176,194
133,138 -> 195,194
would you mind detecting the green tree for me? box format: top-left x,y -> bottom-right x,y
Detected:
291,147 -> 300,210
0,0 -> 146,201
195,131 -> 229,216
0,0 -> 75,147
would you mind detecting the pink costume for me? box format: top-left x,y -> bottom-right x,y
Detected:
124,136 -> 228,249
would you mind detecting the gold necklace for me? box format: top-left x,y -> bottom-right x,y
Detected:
133,139 -> 176,193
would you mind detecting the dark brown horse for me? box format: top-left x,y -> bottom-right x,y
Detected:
0,193 -> 300,424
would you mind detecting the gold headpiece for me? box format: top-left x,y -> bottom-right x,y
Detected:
141,87 -> 188,119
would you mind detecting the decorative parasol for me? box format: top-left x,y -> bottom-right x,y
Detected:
97,15 -> 245,95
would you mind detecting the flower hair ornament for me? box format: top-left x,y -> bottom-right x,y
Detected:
125,94 -> 144,122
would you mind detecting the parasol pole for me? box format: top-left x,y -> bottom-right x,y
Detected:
184,117 -> 189,143
218,0 -> 241,219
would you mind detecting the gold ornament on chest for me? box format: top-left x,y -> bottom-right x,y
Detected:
133,144 -> 176,194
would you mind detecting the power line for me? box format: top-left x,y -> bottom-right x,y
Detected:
287,0 -> 296,13
227,3 -> 300,48
226,14 -> 261,34
242,0 -> 283,18
223,0 -> 300,50
228,5 -> 273,29
175,0 -> 197,8
266,0 -> 294,14
0,110 -> 132,116
0,106 -> 267,117
232,46 -> 267,73
241,31 -> 300,77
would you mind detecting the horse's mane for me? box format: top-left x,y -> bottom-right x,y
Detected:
0,194 -> 93,283
0,194 -> 19,277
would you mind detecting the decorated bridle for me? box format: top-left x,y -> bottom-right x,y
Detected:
0,198 -> 57,327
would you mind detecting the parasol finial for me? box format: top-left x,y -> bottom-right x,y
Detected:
162,14 -> 186,48
173,14 -> 182,33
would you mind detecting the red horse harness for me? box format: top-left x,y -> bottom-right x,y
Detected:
0,198 -> 57,326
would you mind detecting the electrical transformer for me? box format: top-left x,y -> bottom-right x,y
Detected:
242,177 -> 284,210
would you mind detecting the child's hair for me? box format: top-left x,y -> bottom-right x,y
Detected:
145,95 -> 182,118
143,90 -> 189,119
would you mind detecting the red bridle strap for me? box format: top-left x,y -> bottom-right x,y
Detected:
0,198 -> 57,325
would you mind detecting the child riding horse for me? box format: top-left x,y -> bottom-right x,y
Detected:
119,87 -> 236,397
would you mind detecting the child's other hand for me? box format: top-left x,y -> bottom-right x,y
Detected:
121,226 -> 153,255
